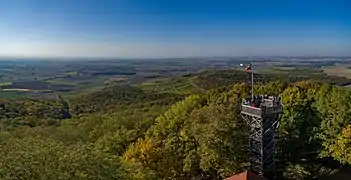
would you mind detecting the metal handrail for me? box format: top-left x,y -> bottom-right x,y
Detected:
241,104 -> 282,117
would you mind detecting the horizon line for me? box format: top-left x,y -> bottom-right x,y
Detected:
0,55 -> 350,60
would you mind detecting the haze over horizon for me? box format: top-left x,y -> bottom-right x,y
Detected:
0,0 -> 350,58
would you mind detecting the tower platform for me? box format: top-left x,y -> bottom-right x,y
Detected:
241,96 -> 282,118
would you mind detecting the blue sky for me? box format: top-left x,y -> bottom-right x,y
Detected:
0,0 -> 350,58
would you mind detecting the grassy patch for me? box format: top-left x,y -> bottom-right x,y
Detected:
0,82 -> 12,87
140,76 -> 201,95
44,79 -> 78,86
67,71 -> 79,76
0,91 -> 31,99
323,66 -> 351,79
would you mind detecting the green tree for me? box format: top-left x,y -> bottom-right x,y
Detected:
0,137 -> 128,180
324,125 -> 351,164
124,93 -> 247,180
283,163 -> 312,180
279,85 -> 321,161
315,85 -> 351,158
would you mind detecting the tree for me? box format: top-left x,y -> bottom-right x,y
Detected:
187,102 -> 248,178
315,85 -> 351,158
283,163 -> 311,180
324,125 -> 351,164
255,80 -> 288,96
0,137 -> 128,180
124,92 -> 248,179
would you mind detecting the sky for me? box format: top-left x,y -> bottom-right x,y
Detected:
0,0 -> 350,58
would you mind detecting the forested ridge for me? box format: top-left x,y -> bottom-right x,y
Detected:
0,70 -> 351,179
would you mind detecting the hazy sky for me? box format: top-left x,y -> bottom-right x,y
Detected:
0,0 -> 350,58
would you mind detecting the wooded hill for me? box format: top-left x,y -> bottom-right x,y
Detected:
0,70 -> 351,179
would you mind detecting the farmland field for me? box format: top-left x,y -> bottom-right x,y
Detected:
0,57 -> 350,99
323,66 -> 351,79
0,82 -> 12,87
0,91 -> 32,99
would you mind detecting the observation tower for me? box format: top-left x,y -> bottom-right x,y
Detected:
240,62 -> 282,179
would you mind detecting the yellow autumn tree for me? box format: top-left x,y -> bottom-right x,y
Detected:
325,125 -> 351,164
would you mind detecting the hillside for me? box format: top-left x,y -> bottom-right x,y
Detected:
141,69 -> 351,95
0,70 -> 351,179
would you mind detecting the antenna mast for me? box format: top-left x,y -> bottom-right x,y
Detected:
251,62 -> 254,100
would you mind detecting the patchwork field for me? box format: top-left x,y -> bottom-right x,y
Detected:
0,58 -> 350,99
323,66 -> 351,79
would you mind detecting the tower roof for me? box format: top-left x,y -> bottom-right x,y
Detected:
224,171 -> 268,180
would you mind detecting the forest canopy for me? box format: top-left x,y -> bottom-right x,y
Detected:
0,71 -> 351,179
